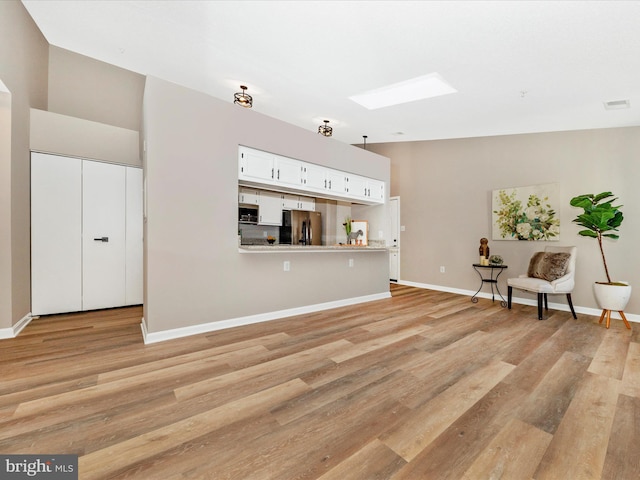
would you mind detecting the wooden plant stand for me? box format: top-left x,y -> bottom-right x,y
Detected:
599,309 -> 631,329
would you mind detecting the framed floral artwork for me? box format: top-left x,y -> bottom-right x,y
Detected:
492,183 -> 560,241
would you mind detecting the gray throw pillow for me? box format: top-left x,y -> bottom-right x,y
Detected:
528,252 -> 571,281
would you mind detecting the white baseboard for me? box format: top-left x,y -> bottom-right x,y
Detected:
0,312 -> 35,339
141,291 -> 392,344
397,280 -> 640,323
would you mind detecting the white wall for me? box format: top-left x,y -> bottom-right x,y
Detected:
367,127 -> 640,316
30,109 -> 140,166
143,76 -> 390,336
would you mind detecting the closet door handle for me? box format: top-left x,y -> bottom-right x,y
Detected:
94,237 -> 109,242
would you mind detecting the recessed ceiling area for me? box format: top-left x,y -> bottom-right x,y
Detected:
21,0 -> 640,144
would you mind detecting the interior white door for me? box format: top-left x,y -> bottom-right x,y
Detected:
31,153 -> 82,315
125,167 -> 143,305
390,197 -> 399,248
389,196 -> 400,281
82,161 -> 126,310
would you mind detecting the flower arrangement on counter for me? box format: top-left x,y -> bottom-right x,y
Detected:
343,217 -> 352,237
493,189 -> 559,241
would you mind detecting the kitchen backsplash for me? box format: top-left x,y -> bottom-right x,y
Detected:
239,224 -> 279,245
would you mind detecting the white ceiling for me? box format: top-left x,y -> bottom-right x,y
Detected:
21,0 -> 640,145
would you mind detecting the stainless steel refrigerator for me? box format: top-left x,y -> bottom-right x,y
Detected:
280,210 -> 322,245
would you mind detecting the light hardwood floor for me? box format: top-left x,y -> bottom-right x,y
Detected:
1,284 -> 639,479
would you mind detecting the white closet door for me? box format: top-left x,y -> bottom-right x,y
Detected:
31,153 -> 82,315
125,167 -> 143,305
82,161 -> 126,310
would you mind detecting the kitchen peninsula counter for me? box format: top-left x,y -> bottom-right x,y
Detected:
239,244 -> 387,253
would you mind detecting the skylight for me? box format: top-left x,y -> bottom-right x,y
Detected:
603,99 -> 630,110
349,73 -> 457,110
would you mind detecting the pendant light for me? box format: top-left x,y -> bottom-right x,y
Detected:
318,120 -> 332,137
234,85 -> 252,108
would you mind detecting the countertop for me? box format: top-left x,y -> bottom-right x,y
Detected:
239,243 -> 387,253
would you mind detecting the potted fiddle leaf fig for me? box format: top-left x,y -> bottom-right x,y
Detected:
570,192 -> 631,314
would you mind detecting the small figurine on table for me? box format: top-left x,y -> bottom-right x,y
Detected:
479,238 -> 490,265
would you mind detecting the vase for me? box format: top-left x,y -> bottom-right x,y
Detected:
593,281 -> 632,311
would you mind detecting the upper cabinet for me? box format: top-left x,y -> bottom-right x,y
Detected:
238,146 -> 384,205
238,146 -> 275,184
275,156 -> 304,188
326,169 -> 349,196
348,174 -> 385,203
282,193 -> 315,211
303,163 -> 328,191
238,187 -> 260,205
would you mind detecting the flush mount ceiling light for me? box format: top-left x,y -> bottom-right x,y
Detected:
318,120 -> 332,137
234,85 -> 252,108
603,99 -> 630,110
349,73 -> 457,110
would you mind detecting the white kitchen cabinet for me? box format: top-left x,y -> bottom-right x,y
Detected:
31,152 -> 143,315
281,193 -> 299,210
368,179 -> 385,202
238,145 -> 384,205
303,163 -> 327,191
238,146 -> 275,184
347,174 -> 369,201
258,190 -> 283,225
275,156 -> 303,188
298,196 -> 315,211
239,187 -> 260,205
281,193 -> 315,211
326,169 -> 348,195
347,174 -> 385,203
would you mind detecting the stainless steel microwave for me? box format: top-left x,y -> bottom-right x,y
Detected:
238,206 -> 258,224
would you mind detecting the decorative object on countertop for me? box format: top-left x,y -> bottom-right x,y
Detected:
318,120 -> 332,137
234,85 -> 252,108
489,255 -> 503,265
570,191 -> 630,329
479,238 -> 490,266
492,183 -> 560,241
267,236 -> 276,244
350,220 -> 369,246
343,216 -> 352,243
347,229 -> 363,245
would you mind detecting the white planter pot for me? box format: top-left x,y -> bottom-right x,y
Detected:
593,282 -> 632,311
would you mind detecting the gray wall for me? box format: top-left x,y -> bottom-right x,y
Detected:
0,1 -> 49,330
366,127 -> 640,316
30,109 -> 140,167
143,76 -> 390,334
48,46 -> 144,132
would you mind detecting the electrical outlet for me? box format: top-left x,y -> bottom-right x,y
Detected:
263,231 -> 268,237
348,258 -> 354,267
401,225 -> 406,231
284,261 -> 290,272
440,266 -> 445,273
